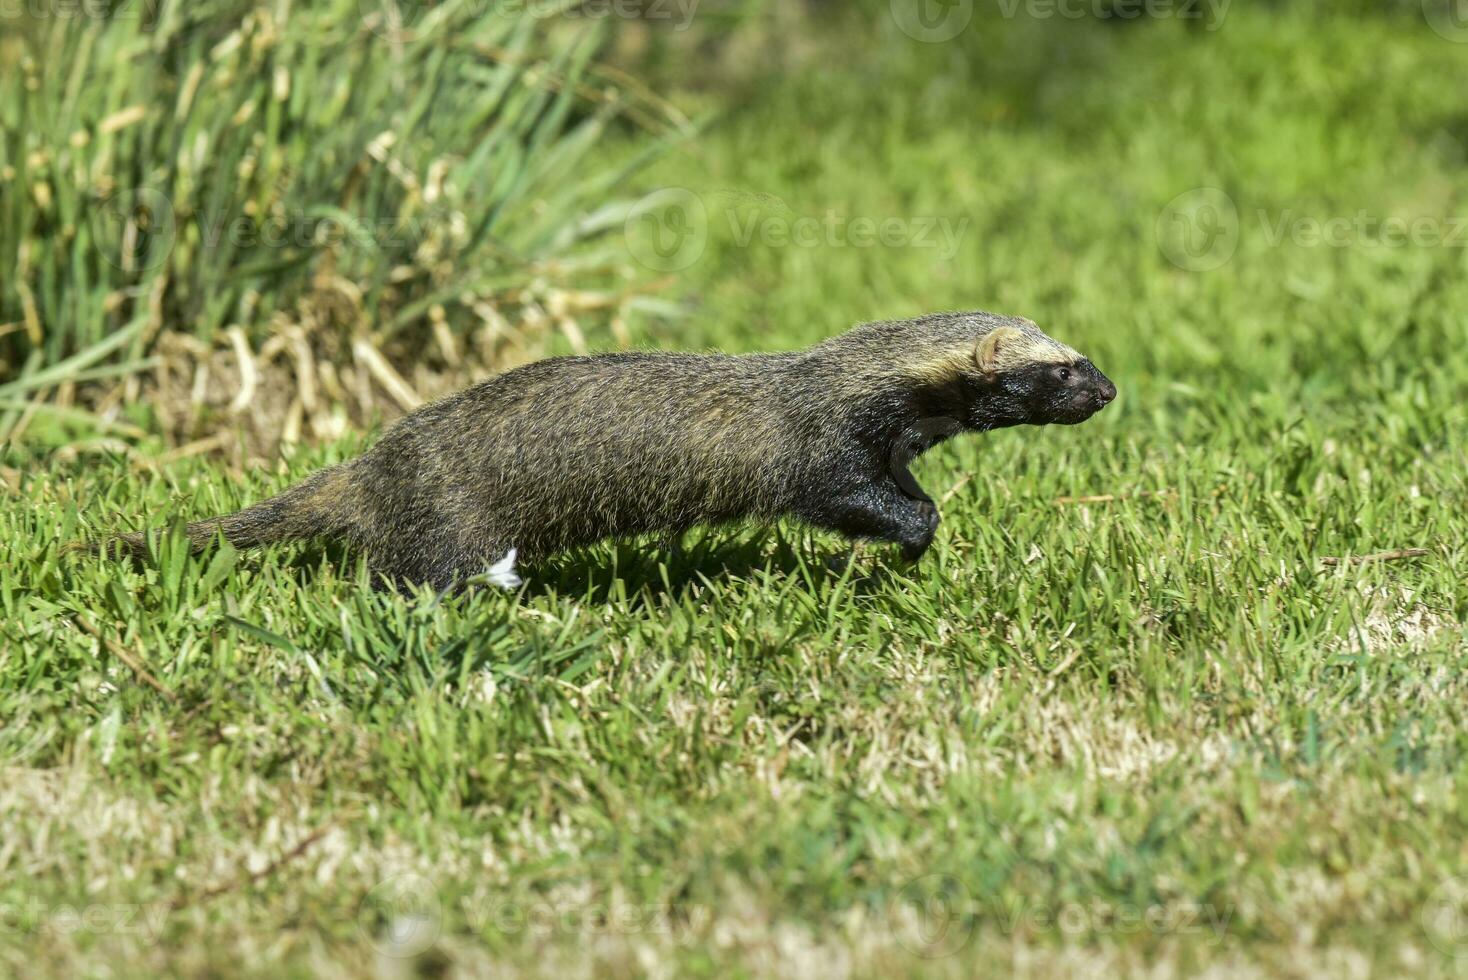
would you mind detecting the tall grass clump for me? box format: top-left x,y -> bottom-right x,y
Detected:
0,0 -> 685,455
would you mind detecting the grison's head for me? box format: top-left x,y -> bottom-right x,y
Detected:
972,321 -> 1116,427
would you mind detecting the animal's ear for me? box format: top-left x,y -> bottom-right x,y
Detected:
975,326 -> 1023,375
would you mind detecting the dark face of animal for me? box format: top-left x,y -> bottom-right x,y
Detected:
974,358 -> 1117,428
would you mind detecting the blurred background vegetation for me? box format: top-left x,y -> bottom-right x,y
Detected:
5,0 -> 1455,461
0,0 -> 696,458
3,0 -> 1465,456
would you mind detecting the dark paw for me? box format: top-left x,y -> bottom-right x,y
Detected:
899,500 -> 940,562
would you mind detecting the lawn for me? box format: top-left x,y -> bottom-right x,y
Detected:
5,3 -> 1468,976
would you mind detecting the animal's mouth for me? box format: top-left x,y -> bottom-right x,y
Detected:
1080,377 -> 1117,417
1059,386 -> 1115,424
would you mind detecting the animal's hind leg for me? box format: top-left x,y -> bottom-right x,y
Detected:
363,540 -> 479,595
428,542 -> 521,596
360,522 -> 520,595
421,551 -> 484,596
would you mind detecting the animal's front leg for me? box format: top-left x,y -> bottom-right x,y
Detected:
885,474 -> 941,561
883,422 -> 953,560
801,477 -> 941,561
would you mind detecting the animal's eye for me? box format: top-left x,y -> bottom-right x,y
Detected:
1057,367 -> 1071,382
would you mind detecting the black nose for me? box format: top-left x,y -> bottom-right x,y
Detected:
1098,378 -> 1117,405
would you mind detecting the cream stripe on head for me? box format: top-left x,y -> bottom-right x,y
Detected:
975,321 -> 1081,374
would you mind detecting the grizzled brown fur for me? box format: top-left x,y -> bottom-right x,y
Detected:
83,311 -> 1116,590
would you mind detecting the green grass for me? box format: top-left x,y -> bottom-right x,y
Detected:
6,3 -> 1468,976
0,1 -> 681,439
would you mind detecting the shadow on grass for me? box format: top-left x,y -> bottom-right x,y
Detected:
264,525 -> 915,607
518,528 -> 914,608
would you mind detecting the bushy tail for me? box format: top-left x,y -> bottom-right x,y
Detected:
68,465 -> 357,560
